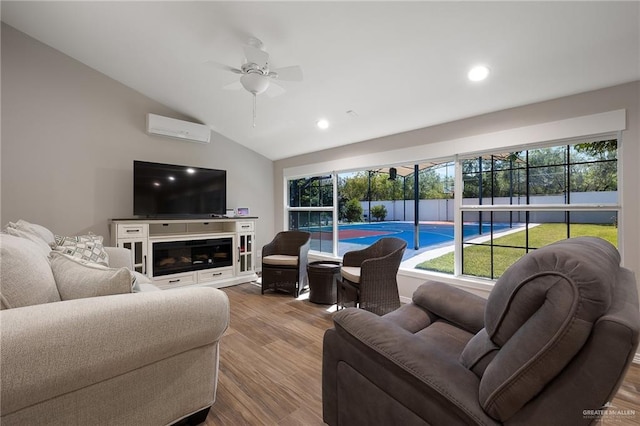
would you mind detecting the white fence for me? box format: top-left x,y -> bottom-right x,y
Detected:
361,191 -> 617,224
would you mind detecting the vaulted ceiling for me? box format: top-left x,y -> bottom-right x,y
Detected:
2,1 -> 639,160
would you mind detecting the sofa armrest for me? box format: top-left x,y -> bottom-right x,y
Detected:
1,287 -> 229,416
105,246 -> 134,270
413,280 -> 486,334
324,308 -> 498,425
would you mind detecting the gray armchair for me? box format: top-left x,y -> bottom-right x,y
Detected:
339,237 -> 407,315
261,231 -> 311,297
323,237 -> 640,425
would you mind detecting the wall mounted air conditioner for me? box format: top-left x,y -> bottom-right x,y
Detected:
146,113 -> 211,144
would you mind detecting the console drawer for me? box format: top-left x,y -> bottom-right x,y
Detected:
236,221 -> 254,232
198,268 -> 234,282
153,272 -> 197,288
117,224 -> 148,238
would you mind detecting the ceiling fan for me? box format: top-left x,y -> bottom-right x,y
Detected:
215,37 -> 303,126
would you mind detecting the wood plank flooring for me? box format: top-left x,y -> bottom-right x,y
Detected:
205,282 -> 333,425
205,282 -> 640,425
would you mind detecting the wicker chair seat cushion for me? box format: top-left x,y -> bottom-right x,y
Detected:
263,254 -> 298,266
340,266 -> 361,284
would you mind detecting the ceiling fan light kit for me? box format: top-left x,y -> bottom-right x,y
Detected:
215,37 -> 303,127
240,73 -> 269,95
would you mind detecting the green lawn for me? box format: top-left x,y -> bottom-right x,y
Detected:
416,223 -> 618,279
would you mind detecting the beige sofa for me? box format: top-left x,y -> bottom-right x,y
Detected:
0,220 -> 230,425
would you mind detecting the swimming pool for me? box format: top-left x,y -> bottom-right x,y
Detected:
304,221 -> 518,256
337,221 -> 513,247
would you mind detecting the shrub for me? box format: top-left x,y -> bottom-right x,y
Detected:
344,199 -> 363,222
371,205 -> 387,221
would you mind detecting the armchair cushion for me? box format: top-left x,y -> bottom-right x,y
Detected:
262,254 -> 298,266
50,252 -> 133,300
413,280 -> 486,334
340,266 -> 361,283
0,234 -> 60,309
328,308 -> 497,425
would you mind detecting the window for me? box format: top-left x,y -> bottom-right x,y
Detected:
287,175 -> 334,254
285,138 -> 619,283
420,139 -> 618,279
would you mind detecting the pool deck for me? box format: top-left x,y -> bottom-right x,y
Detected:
400,224 -> 537,268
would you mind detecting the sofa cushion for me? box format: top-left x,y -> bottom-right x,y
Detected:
53,234 -> 109,267
0,234 -> 61,309
50,253 -> 133,301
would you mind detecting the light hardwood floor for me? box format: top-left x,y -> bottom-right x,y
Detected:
205,282 -> 640,425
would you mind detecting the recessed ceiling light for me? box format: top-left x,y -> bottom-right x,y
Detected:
468,65 -> 490,82
186,168 -> 195,174
317,119 -> 330,130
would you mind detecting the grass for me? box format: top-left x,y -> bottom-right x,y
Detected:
416,223 -> 618,279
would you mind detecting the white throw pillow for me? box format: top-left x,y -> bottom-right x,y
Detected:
14,219 -> 57,248
2,226 -> 52,257
50,252 -> 133,300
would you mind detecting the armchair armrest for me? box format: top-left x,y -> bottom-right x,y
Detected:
262,239 -> 278,257
325,308 -> 498,425
413,281 -> 486,334
104,246 -> 134,269
1,287 -> 229,416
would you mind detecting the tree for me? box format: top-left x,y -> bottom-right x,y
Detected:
370,205 -> 387,221
574,140 -> 617,156
344,199 -> 363,223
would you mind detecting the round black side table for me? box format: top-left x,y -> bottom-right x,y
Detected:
307,261 -> 341,304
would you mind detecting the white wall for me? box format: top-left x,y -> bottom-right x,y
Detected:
276,82 -> 640,300
0,23 -> 275,249
364,192 -> 618,223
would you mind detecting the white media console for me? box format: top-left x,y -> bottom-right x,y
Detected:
110,218 -> 257,290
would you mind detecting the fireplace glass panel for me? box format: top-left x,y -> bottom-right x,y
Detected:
153,238 -> 233,277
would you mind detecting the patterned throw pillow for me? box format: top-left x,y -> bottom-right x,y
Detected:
53,233 -> 110,267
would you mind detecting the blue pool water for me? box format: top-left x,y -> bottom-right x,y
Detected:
337,221 -> 514,248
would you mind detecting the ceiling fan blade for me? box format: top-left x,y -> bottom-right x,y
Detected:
264,81 -> 286,98
203,60 -> 243,74
270,65 -> 303,81
222,81 -> 242,91
243,45 -> 269,67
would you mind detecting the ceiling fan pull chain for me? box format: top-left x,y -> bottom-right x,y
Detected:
252,93 -> 257,128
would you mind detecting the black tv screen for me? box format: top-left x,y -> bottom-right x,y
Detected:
134,161 -> 226,217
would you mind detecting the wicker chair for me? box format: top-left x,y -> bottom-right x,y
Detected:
338,237 -> 407,315
261,231 -> 311,297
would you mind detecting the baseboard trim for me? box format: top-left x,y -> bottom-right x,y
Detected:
633,353 -> 640,365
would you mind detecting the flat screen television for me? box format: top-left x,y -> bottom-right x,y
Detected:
133,161 -> 226,218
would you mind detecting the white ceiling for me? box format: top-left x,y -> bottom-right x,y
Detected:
2,1 -> 639,161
